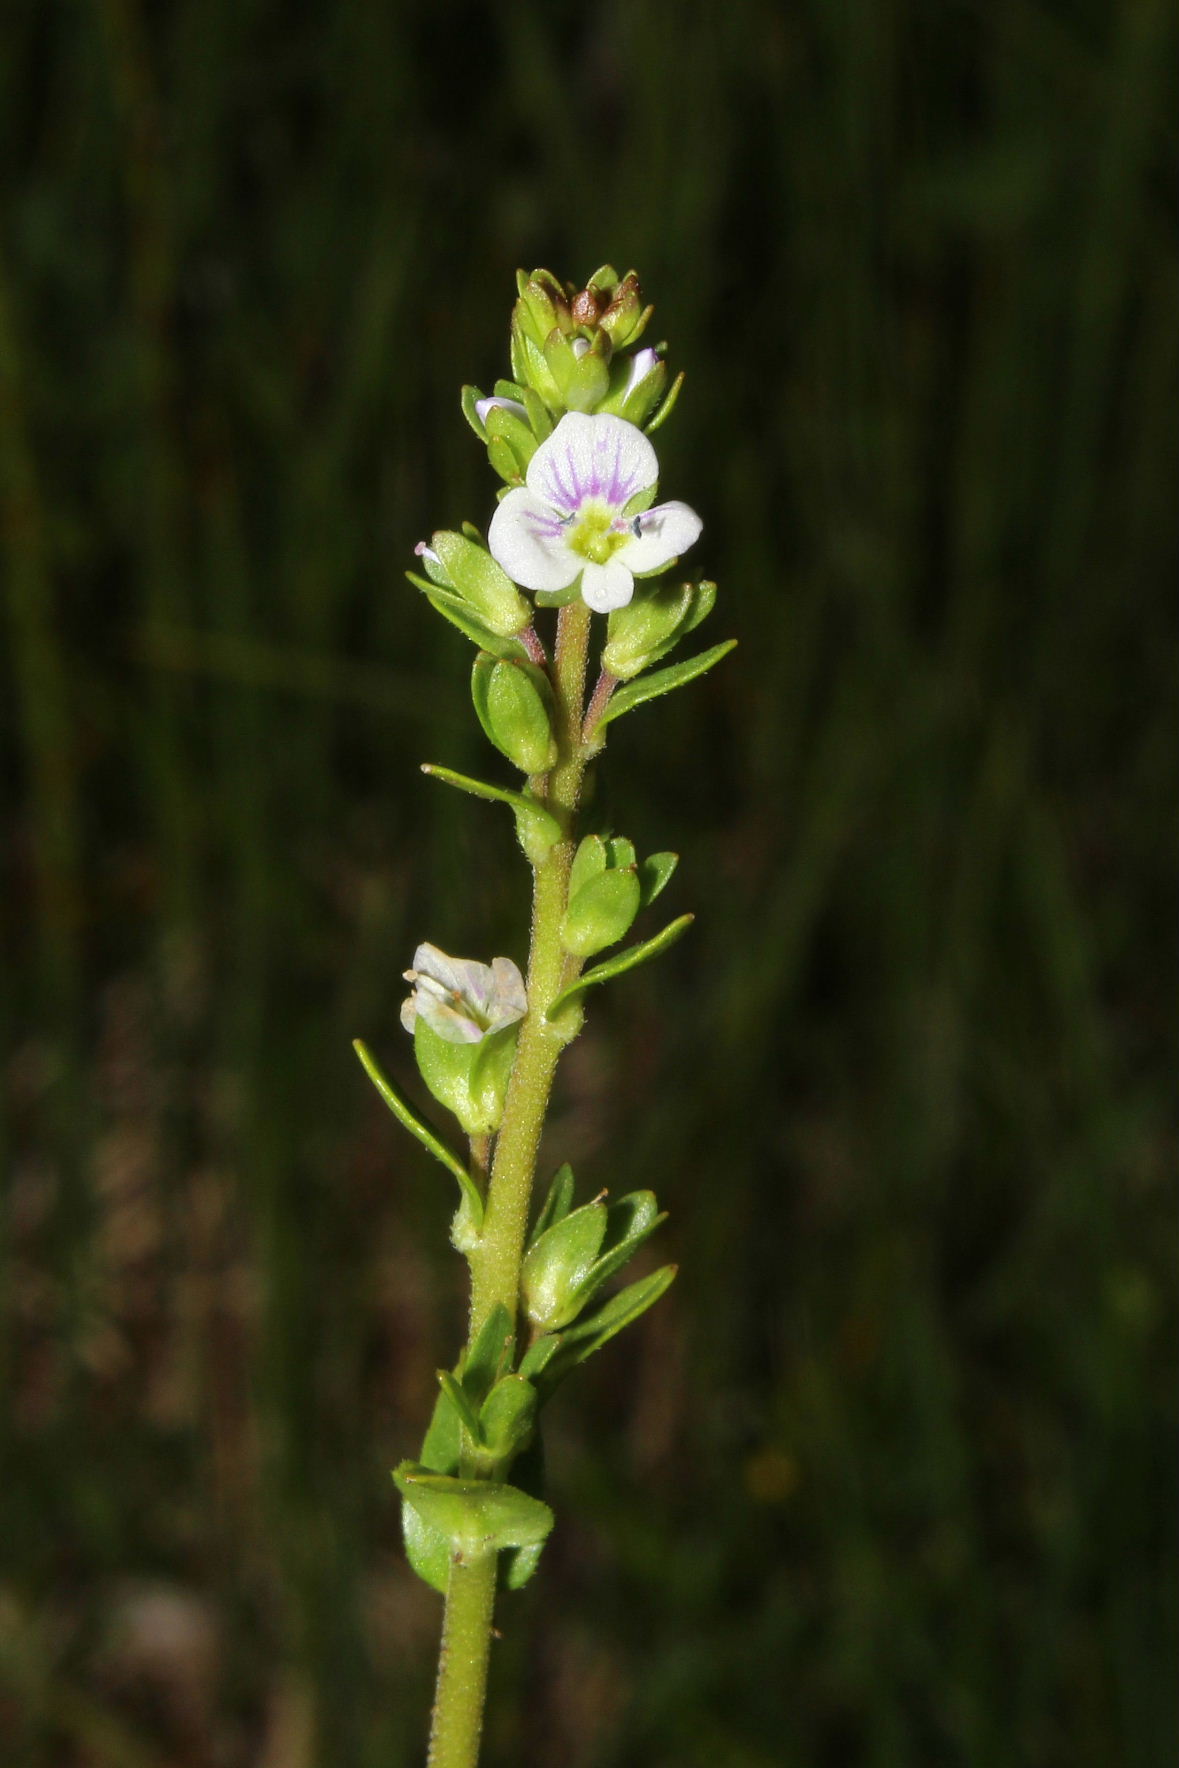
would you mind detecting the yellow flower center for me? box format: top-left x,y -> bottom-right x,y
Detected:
567,501 -> 629,566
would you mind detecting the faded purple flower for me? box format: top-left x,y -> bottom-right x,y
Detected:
400,944 -> 527,1045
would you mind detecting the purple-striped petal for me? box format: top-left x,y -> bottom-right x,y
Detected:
624,500 -> 703,575
527,413 -> 658,516
488,489 -> 582,592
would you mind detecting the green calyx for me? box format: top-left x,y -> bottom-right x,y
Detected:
471,653 -> 558,776
560,833 -> 678,959
602,578 -> 718,680
521,1187 -> 664,1333
423,530 -> 532,637
413,1017 -> 520,1137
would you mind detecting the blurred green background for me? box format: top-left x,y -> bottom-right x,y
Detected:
1,1 -> 1175,1763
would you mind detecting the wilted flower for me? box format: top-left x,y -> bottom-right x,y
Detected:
401,944 -> 527,1044
487,412 -> 702,614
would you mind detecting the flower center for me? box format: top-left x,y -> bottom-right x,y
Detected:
566,500 -> 630,567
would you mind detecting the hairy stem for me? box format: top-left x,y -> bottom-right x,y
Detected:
427,600 -> 592,1768
426,1552 -> 497,1768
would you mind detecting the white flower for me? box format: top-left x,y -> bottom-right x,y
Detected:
487,412 -> 702,614
400,943 -> 527,1045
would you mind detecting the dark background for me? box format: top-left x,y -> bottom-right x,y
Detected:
1,2 -> 1175,1764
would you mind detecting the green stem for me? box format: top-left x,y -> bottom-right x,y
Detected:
426,599 -> 592,1768
468,600 -> 591,1333
426,1553 -> 497,1768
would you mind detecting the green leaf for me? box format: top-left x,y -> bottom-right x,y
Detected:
559,1265 -> 678,1362
521,1197 -> 609,1331
637,851 -> 678,905
408,575 -> 529,659
477,1375 -> 538,1465
460,384 -> 488,440
597,641 -> 737,728
393,1464 -> 554,1560
517,1333 -> 561,1381
420,764 -> 563,864
460,1303 -> 515,1406
521,386 -> 552,441
352,1040 -> 484,1232
545,915 -> 694,1021
487,436 -> 523,485
437,1371 -> 483,1444
500,1433 -> 548,1590
529,1164 -> 576,1247
533,581 -> 582,608
645,369 -> 685,434
570,1192 -> 665,1311
402,1386 -> 462,1592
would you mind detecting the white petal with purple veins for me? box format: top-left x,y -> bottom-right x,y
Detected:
488,489 -> 582,592
526,413 -> 658,517
625,501 -> 704,575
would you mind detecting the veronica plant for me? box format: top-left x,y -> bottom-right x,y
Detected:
354,266 -> 734,1768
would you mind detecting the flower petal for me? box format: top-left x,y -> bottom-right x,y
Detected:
488,489 -> 582,592
488,956 -> 528,1029
475,395 -> 529,426
580,557 -> 635,613
527,413 -> 658,516
623,500 -> 703,575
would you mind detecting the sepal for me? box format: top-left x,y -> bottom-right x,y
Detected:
408,573 -> 530,658
521,1189 -> 663,1332
528,1163 -> 576,1246
601,580 -> 717,681
426,530 -> 532,636
471,653 -> 558,775
413,1017 -> 519,1137
560,866 -> 641,958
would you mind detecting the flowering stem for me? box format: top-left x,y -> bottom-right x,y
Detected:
582,666 -> 617,742
427,600 -> 592,1768
468,600 -> 591,1335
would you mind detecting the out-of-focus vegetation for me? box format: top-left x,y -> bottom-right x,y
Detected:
1,1 -> 1175,1764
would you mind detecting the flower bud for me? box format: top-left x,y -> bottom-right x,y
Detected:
543,331 -> 612,414
561,866 -> 641,958
513,269 -> 572,347
521,1198 -> 608,1331
471,654 -> 558,775
482,400 -> 538,480
428,530 -> 532,637
598,272 -> 652,349
602,579 -> 717,680
598,346 -> 667,426
509,317 -> 563,406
